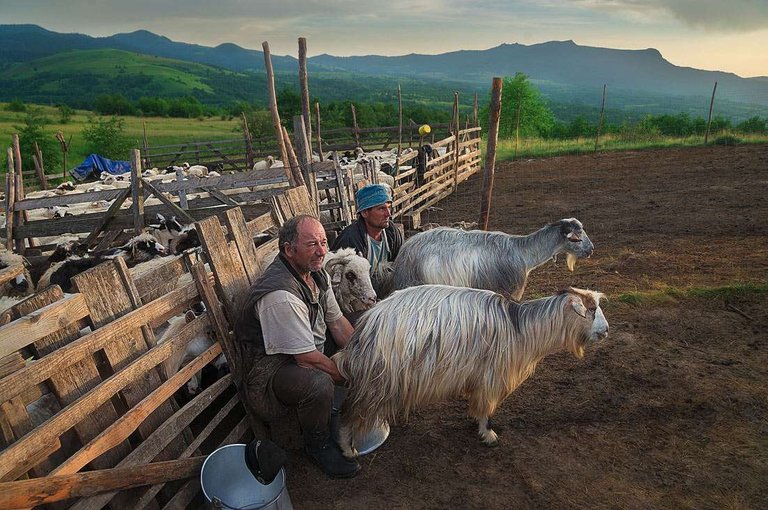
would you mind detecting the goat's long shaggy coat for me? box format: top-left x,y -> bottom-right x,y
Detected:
333,284 -> 608,455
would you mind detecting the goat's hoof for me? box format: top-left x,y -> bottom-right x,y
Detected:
480,430 -> 499,446
341,446 -> 359,459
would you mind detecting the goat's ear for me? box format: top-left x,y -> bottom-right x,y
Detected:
184,310 -> 196,323
569,295 -> 589,318
330,264 -> 343,286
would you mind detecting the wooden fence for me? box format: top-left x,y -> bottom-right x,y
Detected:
390,126 -> 483,228
0,188 -> 316,508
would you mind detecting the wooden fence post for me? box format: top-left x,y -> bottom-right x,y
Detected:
281,126 -> 304,188
315,102 -> 324,161
514,89 -> 522,159
704,81 -> 718,145
131,149 -> 145,234
453,92 -> 460,190
262,41 -> 289,167
294,115 -> 318,211
350,104 -> 360,147
298,37 -> 312,153
32,142 -> 48,190
55,131 -> 70,179
473,93 -> 479,127
397,85 -> 403,160
241,112 -> 255,170
595,84 -> 607,152
479,77 -> 503,231
5,148 -> 15,251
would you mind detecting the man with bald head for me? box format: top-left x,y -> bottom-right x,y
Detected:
235,215 -> 360,479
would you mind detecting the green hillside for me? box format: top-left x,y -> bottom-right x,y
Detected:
0,48 -> 263,107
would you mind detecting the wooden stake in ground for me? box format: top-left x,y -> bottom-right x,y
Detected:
55,131 -> 70,179
32,142 -> 48,190
595,84 -> 607,152
479,77 -> 503,231
315,102 -> 324,161
704,81 -> 718,145
262,41 -> 289,167
351,104 -> 360,147
130,149 -> 145,234
5,148 -> 15,251
397,85 -> 403,160
298,37 -> 312,153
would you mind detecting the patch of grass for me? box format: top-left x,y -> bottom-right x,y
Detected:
615,283 -> 768,305
491,132 -> 768,161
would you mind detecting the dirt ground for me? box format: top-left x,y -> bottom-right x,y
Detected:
287,144 -> 768,509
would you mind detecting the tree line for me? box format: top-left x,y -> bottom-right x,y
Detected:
480,74 -> 768,140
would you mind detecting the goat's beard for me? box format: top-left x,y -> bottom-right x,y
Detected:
566,252 -> 577,272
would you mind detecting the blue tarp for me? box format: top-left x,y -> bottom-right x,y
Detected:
70,154 -> 132,181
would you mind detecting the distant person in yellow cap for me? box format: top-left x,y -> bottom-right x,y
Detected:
331,183 -> 403,297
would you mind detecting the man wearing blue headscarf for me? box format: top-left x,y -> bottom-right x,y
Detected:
331,184 -> 403,296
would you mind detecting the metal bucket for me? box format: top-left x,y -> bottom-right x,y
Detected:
333,386 -> 390,455
201,444 -> 293,510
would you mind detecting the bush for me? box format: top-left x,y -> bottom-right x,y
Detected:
58,105 -> 75,124
711,135 -> 741,146
81,116 -> 133,159
13,106 -> 62,173
5,99 -> 27,112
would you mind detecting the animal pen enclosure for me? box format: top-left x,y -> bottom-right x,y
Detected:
0,194 -> 316,509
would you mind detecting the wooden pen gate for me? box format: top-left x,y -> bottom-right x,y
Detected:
0,187 -> 316,508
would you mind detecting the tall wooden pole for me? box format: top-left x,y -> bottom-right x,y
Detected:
453,92 -> 460,190
704,81 -> 718,145
594,84 -> 607,152
479,77 -> 503,231
131,149 -> 144,234
351,104 -> 360,147
514,89 -> 522,160
294,114 -> 317,209
6,148 -> 15,251
241,112 -> 255,169
262,41 -> 289,166
397,84 -> 403,160
315,102 -> 324,161
473,93 -> 479,127
298,37 -> 312,153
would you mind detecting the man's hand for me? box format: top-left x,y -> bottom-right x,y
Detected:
294,349 -> 345,384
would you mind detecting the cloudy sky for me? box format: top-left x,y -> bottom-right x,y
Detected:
2,0 -> 767,77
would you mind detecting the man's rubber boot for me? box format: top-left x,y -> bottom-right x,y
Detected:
304,428 -> 361,479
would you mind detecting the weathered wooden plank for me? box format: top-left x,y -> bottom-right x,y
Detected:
0,264 -> 24,287
50,342 -> 221,477
0,293 -> 89,359
0,316 -> 205,481
132,256 -> 188,304
127,394 -> 241,510
0,456 -> 206,507
195,215 -> 249,315
71,257 -> 187,463
142,178 -> 196,224
246,211 -> 278,238
224,207 -> 262,284
82,186 -> 133,247
13,189 -> 129,211
13,286 -> 131,472
161,415 -> 252,510
0,280 -> 200,405
74,374 -> 233,510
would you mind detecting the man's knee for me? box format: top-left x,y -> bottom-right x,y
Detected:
303,369 -> 334,404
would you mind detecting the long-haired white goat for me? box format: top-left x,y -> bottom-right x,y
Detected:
384,218 -> 594,300
333,285 -> 608,458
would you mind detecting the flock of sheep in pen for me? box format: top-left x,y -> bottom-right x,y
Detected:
0,147 -> 609,457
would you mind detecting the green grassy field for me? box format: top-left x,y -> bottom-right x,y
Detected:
0,104 -> 242,179
3,102 -> 767,185
493,131 -> 768,160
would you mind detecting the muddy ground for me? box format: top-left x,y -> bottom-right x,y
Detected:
287,144 -> 768,509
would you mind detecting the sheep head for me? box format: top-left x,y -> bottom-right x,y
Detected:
557,218 -> 594,271
561,287 -> 609,359
324,248 -> 377,314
